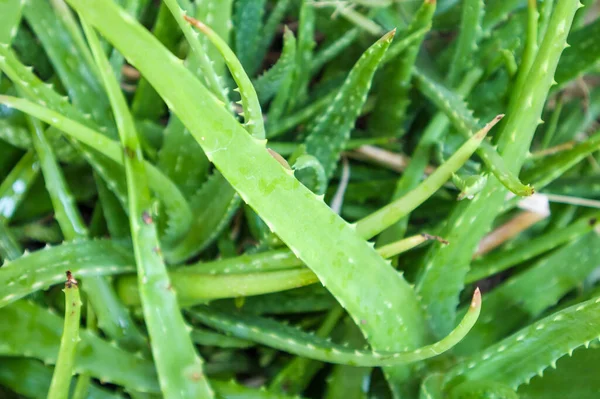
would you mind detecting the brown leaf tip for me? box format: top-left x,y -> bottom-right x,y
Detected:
422,233 -> 449,245
183,15 -> 208,33
470,287 -> 481,309
65,271 -> 78,288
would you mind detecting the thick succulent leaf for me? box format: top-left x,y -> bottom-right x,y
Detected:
456,232 -> 600,355
517,348 -> 600,399
446,295 -> 600,389
253,27 -> 296,105
304,30 -> 394,180
0,0 -> 22,45
415,0 -> 580,339
190,290 -> 480,367
232,0 -> 266,76
555,16 -> 600,87
82,20 -> 214,397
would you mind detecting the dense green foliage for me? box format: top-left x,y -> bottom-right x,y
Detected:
1,0 -> 599,398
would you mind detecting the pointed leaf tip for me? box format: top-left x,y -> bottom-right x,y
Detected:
383,29 -> 396,41
183,15 -> 208,34
471,287 -> 481,310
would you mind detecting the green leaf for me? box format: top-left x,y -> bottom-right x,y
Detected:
305,30 -> 394,180
48,274 -> 81,399
190,289 -> 480,367
254,27 -> 297,105
446,295 -> 600,389
82,20 -> 214,397
0,0 -> 22,44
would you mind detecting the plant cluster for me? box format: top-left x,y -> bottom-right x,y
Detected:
0,0 -> 599,398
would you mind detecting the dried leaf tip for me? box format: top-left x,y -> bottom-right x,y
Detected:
470,287 -> 481,309
65,271 -> 78,288
475,114 -> 505,139
382,29 -> 396,41
421,233 -> 449,245
183,15 -> 208,33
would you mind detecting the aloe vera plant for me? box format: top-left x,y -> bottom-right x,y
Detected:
1,1 -> 600,398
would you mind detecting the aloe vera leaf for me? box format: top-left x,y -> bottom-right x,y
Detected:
304,30 -> 393,181
82,21 -> 214,398
254,27 -> 297,105
288,0 -> 315,109
157,116 -> 209,200
0,300 -> 160,392
184,248 -> 299,275
356,116 -> 500,239
466,213 -> 599,283
0,239 -> 321,309
0,358 -> 122,399
131,2 -> 181,120
0,44 -> 130,211
47,273 -> 81,399
0,150 -> 39,221
106,0 -> 148,82
368,0 -> 434,138
163,171 -> 239,264
0,119 -> 80,163
447,295 -> 600,389
544,175 -> 600,198
509,0 -> 539,104
413,68 -> 534,197
0,94 -> 193,243
0,240 -> 134,307
163,0 -> 229,108
257,0 -> 291,63
416,0 -> 579,339
26,113 -> 145,350
292,154 -> 327,195
0,0 -> 22,45
270,306 -> 345,394
194,0 -> 233,78
377,68 -> 483,243
233,0 -> 266,76
457,232 -> 600,355
186,15 -> 265,139
540,93 -> 564,149
524,130 -> 600,190
555,17 -> 600,87
0,218 -> 22,260
116,268 -> 320,307
190,290 -> 480,367
71,297 -> 96,399
26,117 -> 88,239
311,27 -> 360,75
95,174 -> 130,241
191,327 -> 253,349
265,28 -> 296,131
60,2 -> 472,393
446,0 -> 484,87
181,233 -> 442,276
517,347 -> 600,399
48,0 -> 97,73
538,0 -> 555,42
22,0 -> 112,127
116,235 -> 435,308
